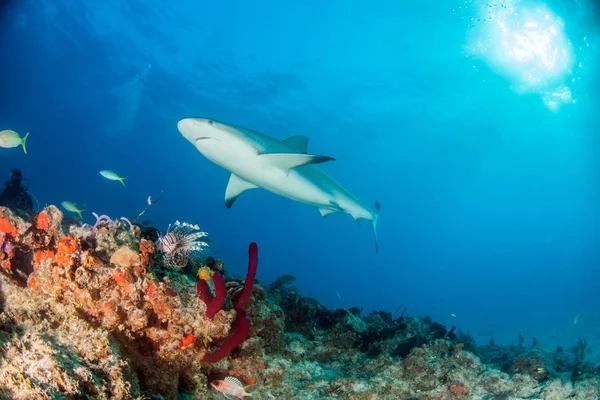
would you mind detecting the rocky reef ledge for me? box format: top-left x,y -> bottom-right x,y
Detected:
0,206 -> 598,399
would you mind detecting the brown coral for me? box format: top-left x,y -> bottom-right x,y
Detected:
139,239 -> 154,273
226,280 -> 267,307
110,246 -> 141,268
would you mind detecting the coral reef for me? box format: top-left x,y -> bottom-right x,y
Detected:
1,205 -> 599,399
0,206 -> 280,399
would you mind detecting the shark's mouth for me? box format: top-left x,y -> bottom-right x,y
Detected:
195,137 -> 220,143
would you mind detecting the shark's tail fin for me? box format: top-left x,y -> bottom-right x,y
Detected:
370,201 -> 380,253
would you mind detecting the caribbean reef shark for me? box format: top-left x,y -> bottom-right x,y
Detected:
177,118 -> 380,252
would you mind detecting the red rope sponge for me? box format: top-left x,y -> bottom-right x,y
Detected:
196,271 -> 226,319
235,242 -> 258,311
202,310 -> 250,363
198,242 -> 259,363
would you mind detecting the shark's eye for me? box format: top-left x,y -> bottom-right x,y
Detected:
208,120 -> 214,125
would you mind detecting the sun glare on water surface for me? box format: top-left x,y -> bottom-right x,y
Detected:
467,0 -> 577,111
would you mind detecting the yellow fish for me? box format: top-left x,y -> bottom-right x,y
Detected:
99,170 -> 126,186
0,130 -> 29,154
61,201 -> 85,220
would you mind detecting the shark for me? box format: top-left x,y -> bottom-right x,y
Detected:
177,118 -> 381,252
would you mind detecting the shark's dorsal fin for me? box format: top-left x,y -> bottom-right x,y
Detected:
282,135 -> 309,153
225,174 -> 258,208
259,153 -> 335,173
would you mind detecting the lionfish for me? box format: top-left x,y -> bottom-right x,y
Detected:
155,221 -> 209,270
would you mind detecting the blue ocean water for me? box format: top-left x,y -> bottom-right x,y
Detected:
1,0 -> 598,357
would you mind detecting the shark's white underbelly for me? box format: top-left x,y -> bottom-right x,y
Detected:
268,175 -> 334,207
197,137 -> 369,217
228,160 -> 335,209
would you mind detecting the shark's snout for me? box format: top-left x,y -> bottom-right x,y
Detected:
177,118 -> 192,135
177,118 -> 215,143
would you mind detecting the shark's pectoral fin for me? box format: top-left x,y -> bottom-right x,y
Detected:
282,135 -> 309,153
259,153 -> 335,173
224,174 -> 258,208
